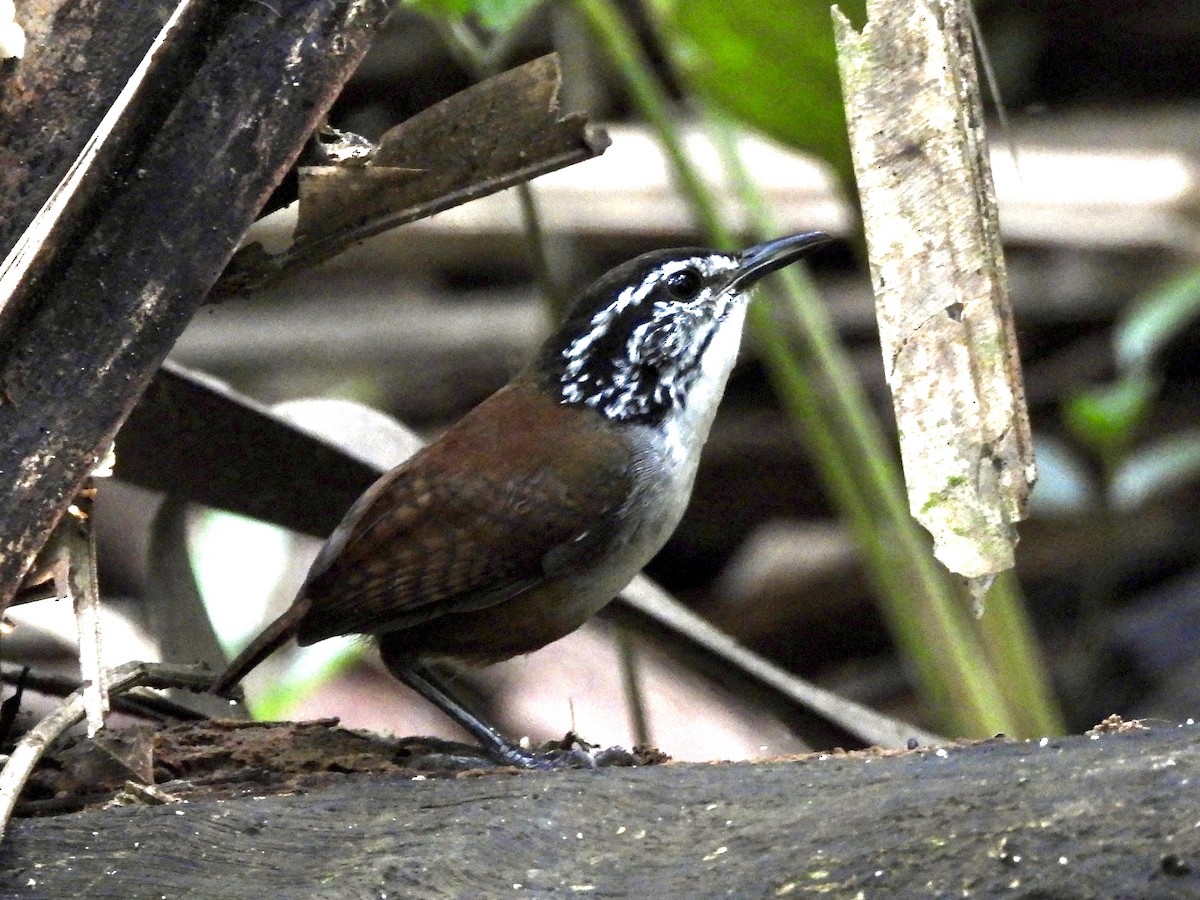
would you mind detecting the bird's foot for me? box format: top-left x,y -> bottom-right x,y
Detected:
497,745 -> 596,770
493,732 -> 640,770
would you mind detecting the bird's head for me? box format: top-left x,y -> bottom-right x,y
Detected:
540,232 -> 830,425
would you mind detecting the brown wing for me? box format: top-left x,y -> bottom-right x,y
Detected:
294,379 -> 636,645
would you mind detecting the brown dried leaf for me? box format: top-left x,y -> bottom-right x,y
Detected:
216,53 -> 610,298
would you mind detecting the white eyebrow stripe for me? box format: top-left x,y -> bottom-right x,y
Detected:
562,254 -> 739,365
562,277 -> 645,367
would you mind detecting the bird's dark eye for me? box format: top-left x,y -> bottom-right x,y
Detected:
664,268 -> 703,301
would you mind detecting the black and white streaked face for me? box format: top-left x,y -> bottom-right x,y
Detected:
538,249 -> 746,425
538,234 -> 830,425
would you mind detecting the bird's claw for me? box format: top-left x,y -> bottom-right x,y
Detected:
495,737 -> 638,770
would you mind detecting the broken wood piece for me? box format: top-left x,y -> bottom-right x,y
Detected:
0,0 -> 189,302
12,479 -> 110,736
833,0 -> 1037,594
214,53 -> 611,298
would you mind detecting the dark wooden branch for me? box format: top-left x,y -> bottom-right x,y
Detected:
2,724 -> 1197,896
0,0 -> 390,611
118,361 -> 378,539
0,0 -> 180,264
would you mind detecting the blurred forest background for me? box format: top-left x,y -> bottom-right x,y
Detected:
10,0 -> 1200,761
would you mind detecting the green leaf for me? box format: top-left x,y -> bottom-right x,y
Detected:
404,0 -> 473,20
403,0 -> 541,32
1112,428 -> 1200,511
1115,265 -> 1200,374
649,0 -> 865,188
1062,374 -> 1156,462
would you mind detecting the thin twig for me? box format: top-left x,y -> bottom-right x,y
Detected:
622,577 -> 943,750
432,15 -> 568,314
0,661 -> 214,840
0,663 -> 209,722
68,482 -> 109,736
613,623 -> 651,748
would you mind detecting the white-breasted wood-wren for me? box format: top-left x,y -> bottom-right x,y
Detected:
212,232 -> 830,766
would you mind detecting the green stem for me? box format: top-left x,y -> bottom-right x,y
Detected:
575,0 -> 1063,736
515,182 -> 566,317
979,569 -> 1065,735
433,15 -> 564,313
570,0 -> 725,240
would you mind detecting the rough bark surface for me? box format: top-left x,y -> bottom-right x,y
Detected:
2,722 -> 1197,897
0,0 -> 179,262
834,0 -> 1036,586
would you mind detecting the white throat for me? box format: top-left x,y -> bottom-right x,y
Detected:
655,301 -> 747,472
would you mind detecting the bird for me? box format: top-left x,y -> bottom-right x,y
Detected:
211,232 -> 830,767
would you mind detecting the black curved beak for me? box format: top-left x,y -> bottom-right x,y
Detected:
729,231 -> 831,292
